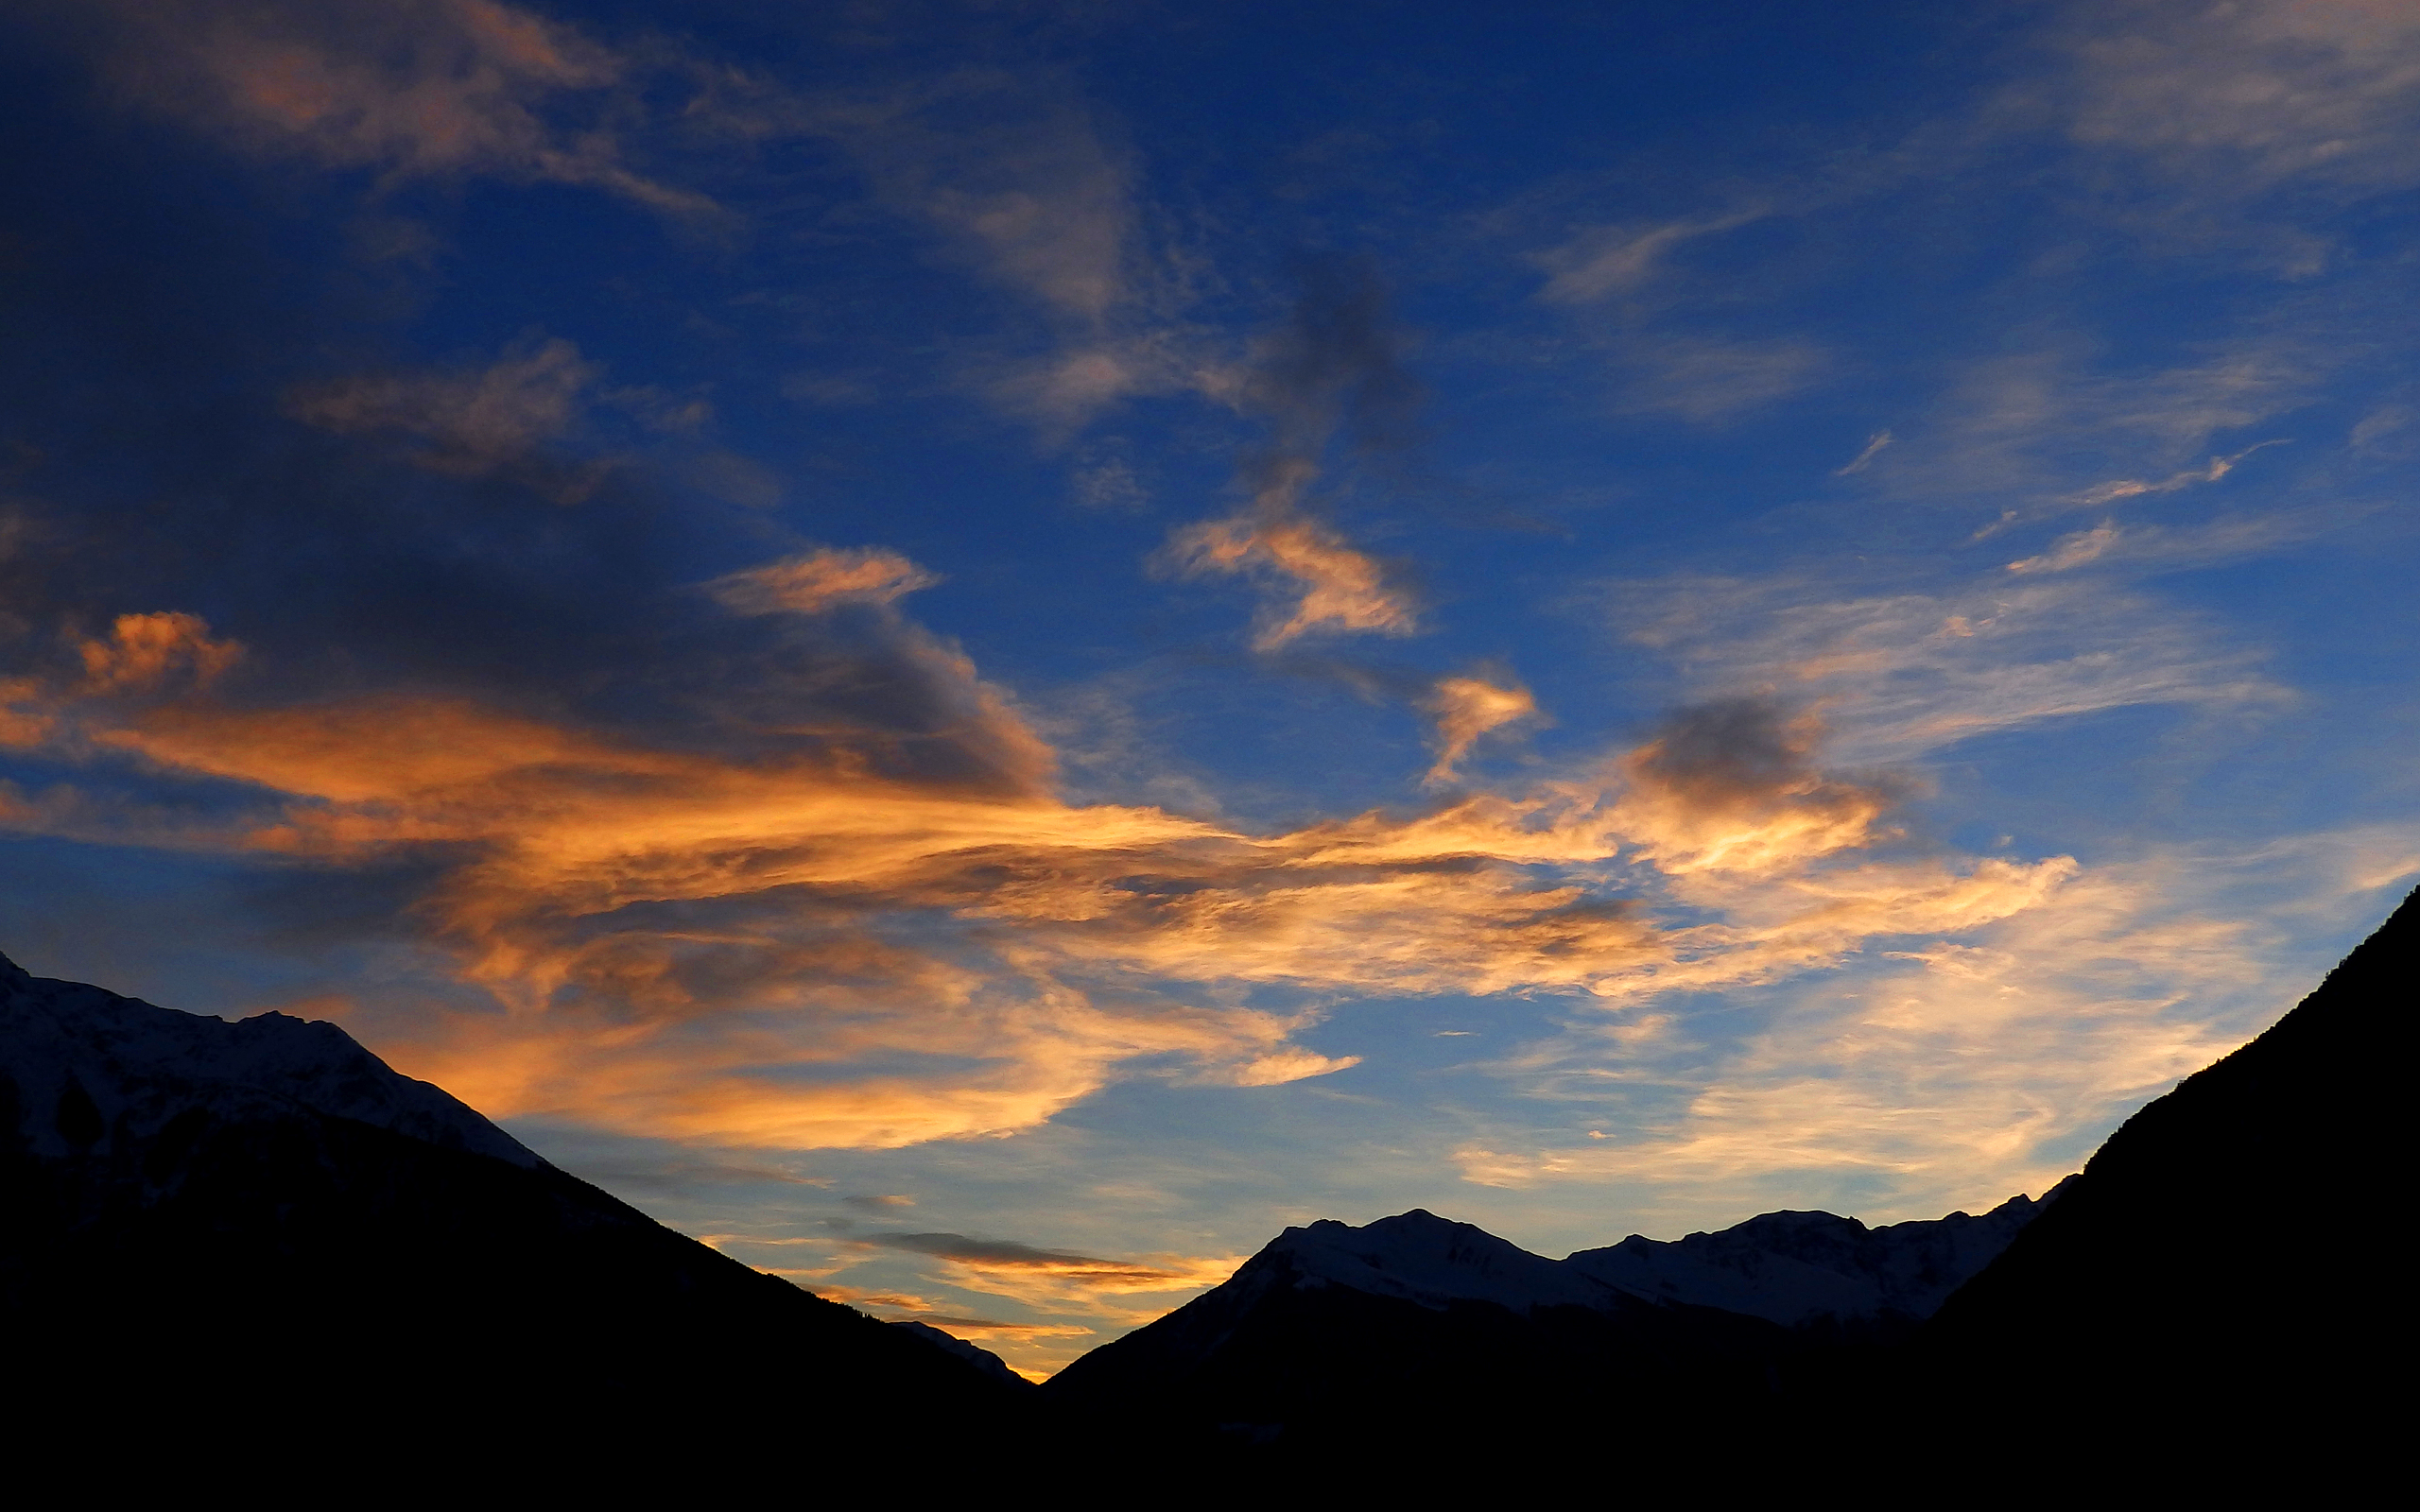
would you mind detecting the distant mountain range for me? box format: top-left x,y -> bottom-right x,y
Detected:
1039,1187 -> 2066,1446
6,885 -> 2403,1485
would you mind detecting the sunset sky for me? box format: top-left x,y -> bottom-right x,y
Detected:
4,0 -> 2416,1378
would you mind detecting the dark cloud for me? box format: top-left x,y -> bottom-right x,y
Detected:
1248,251 -> 1426,463
1633,696 -> 1833,808
869,1231 -> 1111,1267
862,1231 -> 1214,1288
902,1314 -> 1078,1332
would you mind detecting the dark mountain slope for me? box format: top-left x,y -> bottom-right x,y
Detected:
1918,885 -> 2415,1465
1044,1194 -> 2061,1474
1046,1212 -> 1794,1468
0,952 -> 1020,1483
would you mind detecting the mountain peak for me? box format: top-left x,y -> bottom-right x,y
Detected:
1264,1209 -> 1614,1314
1,954 -> 542,1171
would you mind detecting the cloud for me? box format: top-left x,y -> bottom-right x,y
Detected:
74,612 -> 244,696
72,0 -> 710,214
1167,256 -> 1425,648
1835,430 -> 1893,476
782,71 -> 1213,430
2,565 -> 2093,1153
1453,829 -> 2420,1225
707,548 -> 942,616
1167,507 -> 1418,650
285,336 -> 604,493
1424,676 -> 1541,785
844,1193 -> 915,1211
2063,439 -> 2289,509
2049,0 -> 2420,196
2003,506 -> 2359,576
1617,571 -> 2288,766
1875,342 -> 2319,528
822,78 -> 1139,325
861,1231 -> 1235,1292
1533,207 -> 1769,304
1614,335 -> 1826,424
840,1228 -> 1246,1341
1605,699 -> 1901,878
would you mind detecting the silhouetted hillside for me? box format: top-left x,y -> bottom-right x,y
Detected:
10,881 -> 2405,1486
1915,885 -> 2414,1474
0,952 -> 1022,1485
1044,1195 -> 2059,1471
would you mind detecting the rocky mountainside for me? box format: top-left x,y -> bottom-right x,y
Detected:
0,951 -> 1023,1484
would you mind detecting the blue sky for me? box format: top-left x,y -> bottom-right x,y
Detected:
4,0 -> 2415,1375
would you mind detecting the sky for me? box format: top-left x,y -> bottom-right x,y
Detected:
3,0 -> 2416,1379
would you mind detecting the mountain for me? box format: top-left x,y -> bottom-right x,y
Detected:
893,1319 -> 1031,1387
1567,1185 -> 2066,1328
1915,885 -> 2414,1475
1042,1188 -> 2061,1463
0,951 -> 1023,1485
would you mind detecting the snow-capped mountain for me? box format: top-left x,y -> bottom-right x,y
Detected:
1142,1186 -> 2066,1341
1266,1209 -> 1615,1313
2,950 -> 539,1170
1566,1186 -> 2069,1327
1,949 -> 1027,1480
1041,1186 -> 2066,1439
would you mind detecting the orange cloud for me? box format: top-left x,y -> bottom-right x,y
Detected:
1424,676 -> 1540,785
0,593 -> 2075,1152
1168,499 -> 1418,649
707,548 -> 941,616
1607,699 -> 1898,877
86,0 -> 708,214
77,612 -> 243,695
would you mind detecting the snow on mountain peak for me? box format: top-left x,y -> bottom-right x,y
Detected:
1565,1189 -> 2066,1327
1265,1209 -> 1614,1314
1233,1190 -> 2066,1329
0,952 -> 542,1170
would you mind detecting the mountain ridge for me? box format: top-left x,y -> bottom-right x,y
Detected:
0,949 -> 1025,1484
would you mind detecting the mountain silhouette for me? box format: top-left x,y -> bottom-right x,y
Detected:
7,883 -> 2404,1486
1041,1193 -> 2058,1471
0,951 -> 1022,1486
1912,885 -> 2413,1481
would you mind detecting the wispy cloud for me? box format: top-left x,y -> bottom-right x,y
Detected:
1424,676 -> 1541,786
1532,207 -> 1769,304
1616,571 -> 2287,766
2004,505 -> 2362,576
1612,335 -> 1827,425
786,70 -> 1211,431
708,548 -> 942,616
2062,439 -> 2290,510
1835,430 -> 1893,476
2,571 -> 2089,1154
1167,507 -> 1418,650
856,1231 -> 1237,1293
1167,257 -> 1424,648
285,336 -> 608,498
2049,0 -> 2420,196
1455,831 -> 2420,1225
76,0 -> 711,215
